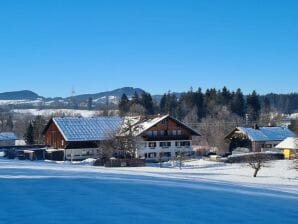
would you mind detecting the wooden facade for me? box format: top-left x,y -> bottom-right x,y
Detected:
44,121 -> 66,149
140,116 -> 195,141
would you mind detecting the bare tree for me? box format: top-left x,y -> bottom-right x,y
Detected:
294,159 -> 298,171
101,117 -> 141,159
246,153 -> 271,177
199,106 -> 244,154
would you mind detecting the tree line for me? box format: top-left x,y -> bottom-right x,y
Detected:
119,87 -> 296,125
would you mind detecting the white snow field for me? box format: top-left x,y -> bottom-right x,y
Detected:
0,159 -> 297,224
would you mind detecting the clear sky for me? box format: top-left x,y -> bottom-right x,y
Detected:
0,0 -> 297,97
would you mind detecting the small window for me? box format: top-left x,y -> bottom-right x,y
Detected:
177,130 -> 182,135
160,130 -> 165,136
149,142 -> 157,148
148,152 -> 156,158
160,142 -> 171,147
160,152 -> 171,157
172,130 -> 177,136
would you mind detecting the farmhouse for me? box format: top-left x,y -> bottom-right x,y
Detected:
43,117 -> 123,160
225,125 -> 295,153
43,115 -> 200,162
120,115 -> 200,162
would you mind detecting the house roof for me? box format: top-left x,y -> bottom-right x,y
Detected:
0,132 -> 17,141
226,126 -> 295,142
45,115 -> 200,142
275,137 -> 298,150
120,114 -> 200,137
52,117 -> 123,142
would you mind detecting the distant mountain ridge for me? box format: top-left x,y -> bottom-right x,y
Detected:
0,87 -> 150,109
68,87 -> 145,101
0,90 -> 42,100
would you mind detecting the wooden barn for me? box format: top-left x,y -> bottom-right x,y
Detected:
42,117 -> 123,161
225,125 -> 295,153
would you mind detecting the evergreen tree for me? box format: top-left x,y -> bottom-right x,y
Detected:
230,88 -> 246,117
160,92 -> 177,116
32,116 -> 47,144
194,88 -> 205,120
140,92 -> 154,115
159,94 -> 167,113
263,97 -> 271,114
118,94 -> 130,116
221,86 -> 232,106
24,122 -> 34,145
247,90 -> 261,123
132,91 -> 140,104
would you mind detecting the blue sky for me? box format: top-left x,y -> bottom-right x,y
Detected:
0,0 -> 297,97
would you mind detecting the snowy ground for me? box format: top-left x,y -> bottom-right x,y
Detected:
0,159 -> 297,224
12,109 -> 97,117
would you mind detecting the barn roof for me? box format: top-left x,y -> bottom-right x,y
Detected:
45,115 -> 200,142
226,126 -> 295,142
52,117 -> 123,142
0,132 -> 17,141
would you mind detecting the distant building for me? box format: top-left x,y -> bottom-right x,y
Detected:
0,132 -> 17,146
225,125 -> 295,152
43,117 -> 123,160
275,137 -> 298,159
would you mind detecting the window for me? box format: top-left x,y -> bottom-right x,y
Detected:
161,119 -> 168,125
148,142 -> 157,148
148,152 -> 157,158
172,130 -> 177,136
160,152 -> 171,157
177,141 -> 191,147
160,142 -> 171,147
153,131 -> 158,136
265,144 -> 272,148
160,130 -> 165,136
177,130 -> 182,135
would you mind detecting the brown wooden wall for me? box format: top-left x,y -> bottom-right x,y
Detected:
143,117 -> 194,139
44,121 -> 66,149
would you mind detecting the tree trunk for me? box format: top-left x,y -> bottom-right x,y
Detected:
253,163 -> 261,177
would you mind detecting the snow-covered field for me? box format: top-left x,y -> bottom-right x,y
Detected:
12,109 -> 97,117
0,159 -> 297,224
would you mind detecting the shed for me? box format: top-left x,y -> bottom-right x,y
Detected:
0,132 -> 17,146
275,137 -> 298,159
225,126 -> 295,152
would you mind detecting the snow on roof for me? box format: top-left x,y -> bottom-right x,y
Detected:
275,137 -> 298,150
53,117 -> 123,142
120,115 -> 200,136
0,132 -> 17,141
119,115 -> 169,136
237,127 -> 295,142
